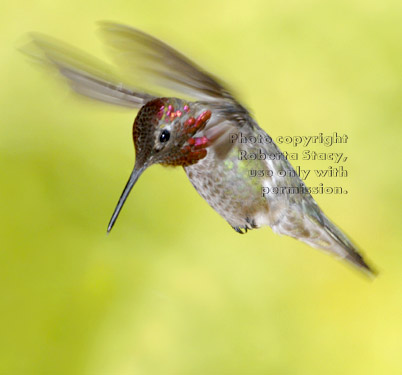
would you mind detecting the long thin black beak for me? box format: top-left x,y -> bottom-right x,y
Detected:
107,164 -> 146,233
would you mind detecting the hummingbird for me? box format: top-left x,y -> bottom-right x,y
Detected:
22,22 -> 376,275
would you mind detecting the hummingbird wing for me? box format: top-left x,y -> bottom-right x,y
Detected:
97,22 -> 251,116
22,24 -> 253,127
20,33 -> 155,108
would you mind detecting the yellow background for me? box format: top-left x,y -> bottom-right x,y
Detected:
1,0 -> 401,374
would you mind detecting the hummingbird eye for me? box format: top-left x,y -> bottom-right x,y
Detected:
159,129 -> 170,143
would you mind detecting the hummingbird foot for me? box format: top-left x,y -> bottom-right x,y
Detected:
232,217 -> 259,234
232,226 -> 248,234
246,216 -> 258,229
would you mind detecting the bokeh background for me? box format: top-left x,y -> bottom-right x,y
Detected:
1,0 -> 401,374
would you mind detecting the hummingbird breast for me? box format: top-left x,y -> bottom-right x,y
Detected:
183,119 -> 275,231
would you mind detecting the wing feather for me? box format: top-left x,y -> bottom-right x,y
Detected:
97,21 -> 236,103
21,33 -> 155,108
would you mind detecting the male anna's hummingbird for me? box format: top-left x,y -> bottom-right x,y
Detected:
23,22 -> 376,275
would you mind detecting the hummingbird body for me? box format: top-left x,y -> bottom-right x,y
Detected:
184,119 -> 272,232
23,22 -> 376,275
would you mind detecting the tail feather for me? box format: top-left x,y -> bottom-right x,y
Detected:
273,204 -> 377,277
300,208 -> 377,276
320,214 -> 377,276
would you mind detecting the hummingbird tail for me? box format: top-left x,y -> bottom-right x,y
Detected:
303,212 -> 377,277
273,205 -> 377,276
321,215 -> 376,276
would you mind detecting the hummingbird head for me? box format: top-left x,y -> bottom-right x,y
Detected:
107,97 -> 212,232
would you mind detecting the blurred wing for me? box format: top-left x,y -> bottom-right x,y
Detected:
98,22 -> 240,104
21,33 -> 155,108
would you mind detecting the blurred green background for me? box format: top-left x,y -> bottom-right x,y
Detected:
1,0 -> 401,374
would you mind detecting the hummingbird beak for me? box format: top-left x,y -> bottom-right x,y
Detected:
107,163 -> 146,233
